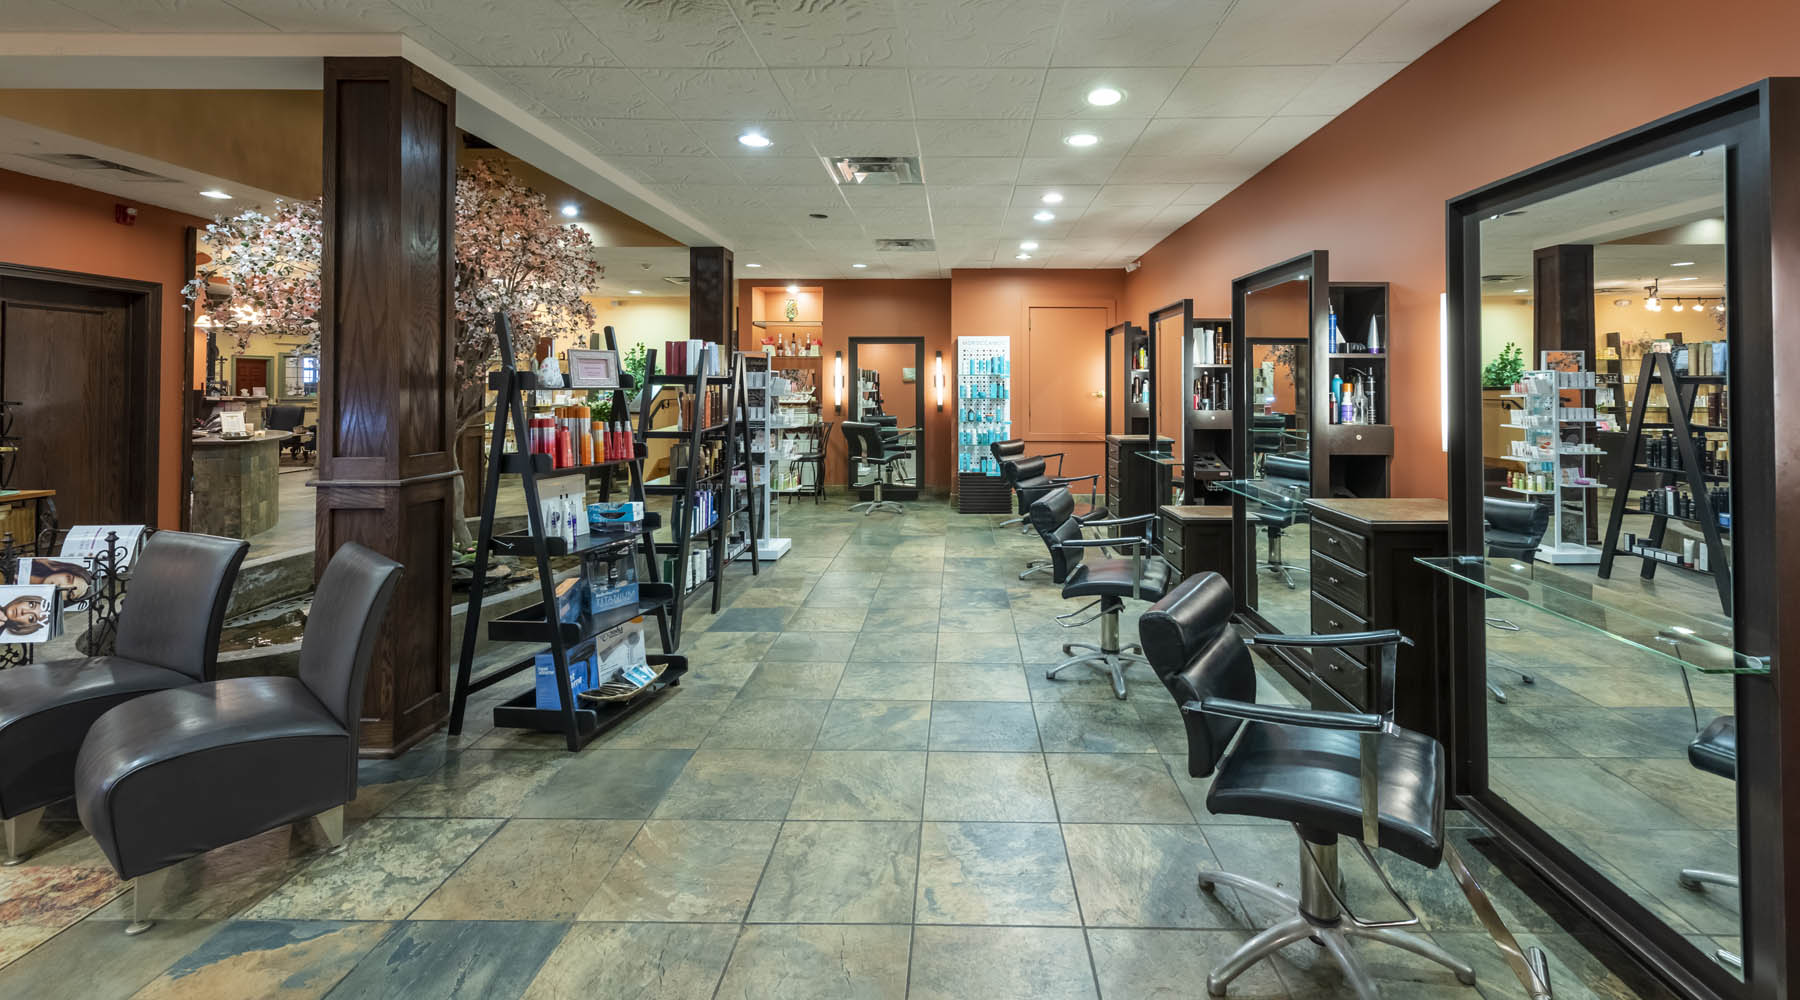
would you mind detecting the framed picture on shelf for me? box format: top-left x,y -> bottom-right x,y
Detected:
566,349 -> 621,389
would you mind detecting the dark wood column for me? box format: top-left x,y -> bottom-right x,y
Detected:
317,56 -> 457,758
1531,243 -> 1594,358
689,246 -> 733,344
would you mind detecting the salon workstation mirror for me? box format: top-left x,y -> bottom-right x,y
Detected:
1439,83 -> 1800,1000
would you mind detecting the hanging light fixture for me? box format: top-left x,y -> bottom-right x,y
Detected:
1672,298 -> 1685,312
1715,298 -> 1727,313
1644,281 -> 1661,311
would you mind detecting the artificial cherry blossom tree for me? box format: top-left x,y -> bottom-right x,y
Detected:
181,197 -> 324,352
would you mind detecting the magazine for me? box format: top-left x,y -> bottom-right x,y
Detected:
0,584 -> 60,644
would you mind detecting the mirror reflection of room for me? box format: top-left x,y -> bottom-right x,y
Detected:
1241,276 -> 1314,636
1476,145 -> 1741,976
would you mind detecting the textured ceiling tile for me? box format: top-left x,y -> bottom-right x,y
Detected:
803,120 -> 921,157
909,68 -> 1044,119
1228,115 -> 1333,164
499,67 -> 670,118
1173,182 -> 1238,205
1105,156 -> 1254,185
683,119 -> 814,157
920,156 -> 1020,185
222,0 -> 418,31
1342,0 -> 1497,63
1051,0 -> 1234,67
730,0 -> 905,66
395,0 -> 618,65
1016,156 -> 1123,186
56,0 -> 273,30
1035,67 -> 1185,118
563,0 -> 761,67
612,155 -> 746,185
927,185 -> 1013,225
1278,63 -> 1406,116
772,68 -> 914,119
757,185 -> 852,210
1021,117 -> 1148,158
1090,184 -> 1188,209
1128,117 -> 1263,157
0,0 -> 114,29
563,118 -> 712,157
1194,0 -> 1407,66
894,0 -> 1060,67
1160,66 -> 1327,117
730,156 -> 836,185
635,67 -> 794,120
1007,184 -> 1099,215
914,119 -> 1031,157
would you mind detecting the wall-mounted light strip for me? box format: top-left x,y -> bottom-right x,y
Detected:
1440,292 -> 1449,453
834,350 -> 845,414
934,351 -> 945,411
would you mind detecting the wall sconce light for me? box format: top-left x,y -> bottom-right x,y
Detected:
1439,292 -> 1449,453
934,351 -> 945,411
834,350 -> 845,413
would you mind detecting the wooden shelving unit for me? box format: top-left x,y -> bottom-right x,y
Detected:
1183,316 -> 1233,504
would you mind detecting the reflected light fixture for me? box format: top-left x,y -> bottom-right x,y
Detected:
934,350 -> 945,411
1019,241 -> 1038,250
628,289 -> 643,295
1672,261 -> 1695,267
1085,87 -> 1123,107
1715,299 -> 1727,312
1015,253 -> 1031,260
1041,192 -> 1063,204
737,131 -> 772,148
560,203 -> 579,218
1513,288 -> 1528,294
1439,292 -> 1449,452
1063,132 -> 1099,147
833,350 -> 845,413
745,262 -> 762,268
1672,299 -> 1685,311
1644,281 -> 1662,311
199,189 -> 231,199
1033,210 -> 1056,222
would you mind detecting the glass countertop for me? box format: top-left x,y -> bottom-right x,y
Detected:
1211,477 -> 1313,514
1416,555 -> 1766,675
1138,449 -> 1181,467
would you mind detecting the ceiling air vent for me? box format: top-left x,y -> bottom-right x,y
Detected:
874,238 -> 936,252
1480,273 -> 1527,284
19,153 -> 177,182
662,276 -> 690,287
827,156 -> 923,185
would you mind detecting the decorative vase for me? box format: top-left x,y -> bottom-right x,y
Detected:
785,298 -> 799,322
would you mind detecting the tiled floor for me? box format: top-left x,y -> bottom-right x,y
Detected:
0,496 -> 1679,999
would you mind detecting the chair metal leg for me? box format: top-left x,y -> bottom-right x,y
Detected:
125,866 -> 172,936
1199,868 -> 1300,910
1019,561 -> 1051,580
1443,840 -> 1554,1000
1486,616 -> 1522,631
1678,868 -> 1738,891
3,806 -> 45,865
1317,929 -> 1382,1000
999,514 -> 1025,528
1044,611 -> 1144,698
1206,914 -> 1315,997
312,805 -> 346,855
1345,924 -> 1479,985
1487,681 -> 1508,703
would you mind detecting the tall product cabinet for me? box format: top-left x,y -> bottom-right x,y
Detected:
954,336 -> 1012,513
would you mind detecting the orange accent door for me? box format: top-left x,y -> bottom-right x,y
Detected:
1025,306 -> 1109,481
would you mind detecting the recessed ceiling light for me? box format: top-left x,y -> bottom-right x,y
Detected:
737,131 -> 772,148
199,189 -> 231,199
851,263 -> 868,269
1015,253 -> 1032,260
786,284 -> 799,293
1671,261 -> 1695,267
560,203 -> 579,218
1085,87 -> 1123,107
628,289 -> 643,295
1019,241 -> 1038,250
1041,192 -> 1063,204
1513,288 -> 1528,293
745,263 -> 762,268
1033,210 -> 1056,222
1063,133 -> 1099,147
1678,276 -> 1697,280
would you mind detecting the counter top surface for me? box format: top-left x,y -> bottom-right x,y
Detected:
1106,434 -> 1174,444
1161,503 -> 1232,521
1305,497 -> 1447,528
192,431 -> 292,448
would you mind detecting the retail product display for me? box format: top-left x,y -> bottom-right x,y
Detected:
1499,363 -> 1602,563
953,336 -> 1012,514
737,354 -> 791,560
1183,317 -> 1233,503
660,339 -> 723,376
1319,281 -> 1394,498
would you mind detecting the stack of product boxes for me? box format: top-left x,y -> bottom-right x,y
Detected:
534,506 -> 650,710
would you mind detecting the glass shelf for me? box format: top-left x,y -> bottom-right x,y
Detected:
1211,477 -> 1312,516
1139,449 -> 1181,467
1416,555 -> 1766,675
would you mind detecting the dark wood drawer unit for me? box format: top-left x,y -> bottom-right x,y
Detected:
1302,498 -> 1450,742
1106,434 -> 1173,522
1159,504 -> 1233,587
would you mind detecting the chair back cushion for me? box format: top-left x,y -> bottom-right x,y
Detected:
840,421 -> 866,460
990,439 -> 1027,464
115,531 -> 250,682
1027,487 -> 1085,578
1483,496 -> 1550,559
264,404 -> 304,432
1139,573 -> 1256,777
1263,453 -> 1309,487
1009,455 -> 1046,486
298,543 -> 402,768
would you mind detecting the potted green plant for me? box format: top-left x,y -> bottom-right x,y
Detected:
1482,343 -> 1526,389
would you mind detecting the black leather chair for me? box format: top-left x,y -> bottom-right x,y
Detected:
263,403 -> 315,463
1141,573 -> 1552,1000
1250,412 -> 1287,475
1030,487 -> 1171,699
1003,453 -> 1102,541
1251,454 -> 1310,589
868,414 -> 915,484
1481,496 -> 1551,701
74,542 -> 401,935
1677,715 -> 1740,972
841,422 -> 902,515
0,531 -> 248,864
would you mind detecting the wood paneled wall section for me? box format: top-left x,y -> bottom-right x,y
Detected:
317,57 -> 457,758
690,246 -> 732,345
1532,244 -> 1595,358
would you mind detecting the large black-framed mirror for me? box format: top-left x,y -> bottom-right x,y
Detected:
1445,82 -> 1798,1000
847,336 -> 925,502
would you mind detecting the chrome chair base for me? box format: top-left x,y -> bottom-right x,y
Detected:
1677,868 -> 1737,892
2,806 -> 45,865
1020,560 -> 1052,581
1485,664 -> 1535,703
850,499 -> 904,515
999,514 -> 1025,528
1045,610 -> 1142,699
1486,616 -> 1522,631
124,866 -> 171,936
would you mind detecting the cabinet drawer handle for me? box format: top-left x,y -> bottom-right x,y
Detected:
1328,575 -> 1339,585
1329,620 -> 1341,630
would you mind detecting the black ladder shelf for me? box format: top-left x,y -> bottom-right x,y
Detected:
637,347 -> 760,644
1596,351 -> 1731,614
447,315 -> 684,751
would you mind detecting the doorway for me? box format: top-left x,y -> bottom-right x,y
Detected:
847,337 -> 924,501
0,265 -> 160,527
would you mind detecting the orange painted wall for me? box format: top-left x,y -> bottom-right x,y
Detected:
737,278 -> 952,489
0,169 -> 201,527
950,269 -> 1124,478
1120,0 -> 1800,499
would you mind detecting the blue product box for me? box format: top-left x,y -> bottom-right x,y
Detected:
535,638 -> 596,710
591,580 -> 640,614
589,501 -> 644,532
554,577 -> 582,624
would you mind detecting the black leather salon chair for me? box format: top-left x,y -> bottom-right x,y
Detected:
842,422 -> 903,515
994,441 -> 1080,531
0,531 -> 248,864
74,542 -> 401,935
1481,496 -> 1552,702
868,414 -> 915,484
264,403 -> 316,463
1250,413 -> 1287,475
1251,453 -> 1310,589
1678,715 -> 1741,972
1030,486 -> 1171,699
1142,573 -> 1553,1000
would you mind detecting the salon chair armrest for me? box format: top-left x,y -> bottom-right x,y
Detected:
1184,697 -> 1383,732
1035,452 -> 1066,476
1245,629 -> 1408,649
1058,536 -> 1139,550
1081,513 -> 1155,531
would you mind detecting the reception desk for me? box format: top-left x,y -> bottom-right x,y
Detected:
191,432 -> 289,538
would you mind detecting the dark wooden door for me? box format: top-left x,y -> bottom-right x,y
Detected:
234,357 -> 269,396
0,276 -> 139,525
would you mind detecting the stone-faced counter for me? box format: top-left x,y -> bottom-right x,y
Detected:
191,432 -> 290,538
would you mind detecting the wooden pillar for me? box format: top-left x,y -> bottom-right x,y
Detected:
1531,243 -> 1594,359
317,57 -> 457,758
689,246 -> 733,345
